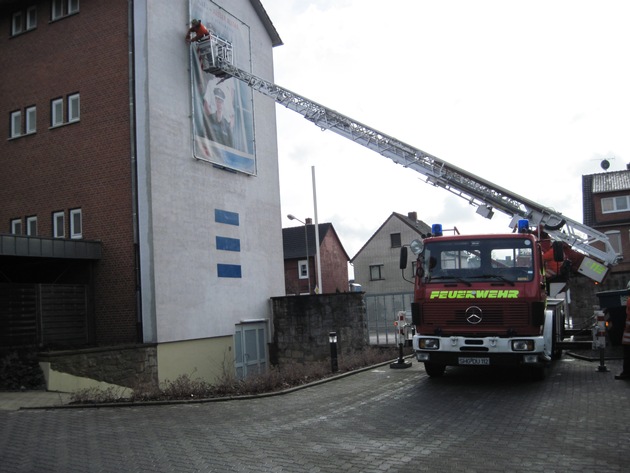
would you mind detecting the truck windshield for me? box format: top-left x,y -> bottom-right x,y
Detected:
423,237 -> 535,283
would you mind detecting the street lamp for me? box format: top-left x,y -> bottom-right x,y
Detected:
287,214 -> 311,294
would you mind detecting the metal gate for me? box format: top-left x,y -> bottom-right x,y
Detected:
0,283 -> 88,348
364,292 -> 413,345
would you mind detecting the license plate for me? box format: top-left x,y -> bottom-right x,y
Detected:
458,357 -> 490,366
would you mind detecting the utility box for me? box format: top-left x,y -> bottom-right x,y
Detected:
596,289 -> 628,346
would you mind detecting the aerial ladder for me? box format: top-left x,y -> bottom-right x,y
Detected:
195,35 -> 618,283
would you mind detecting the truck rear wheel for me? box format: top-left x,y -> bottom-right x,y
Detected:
424,362 -> 446,377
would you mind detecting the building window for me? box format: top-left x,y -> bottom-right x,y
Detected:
9,107 -> 36,138
11,218 -> 22,235
298,260 -> 309,279
68,0 -> 80,15
51,94 -> 79,127
390,232 -> 402,248
27,6 -> 37,29
25,106 -> 36,134
70,208 -> 82,239
52,0 -> 79,21
370,264 -> 384,281
10,110 -> 21,138
68,93 -> 80,122
53,211 -> 65,238
11,6 -> 36,36
601,196 -> 630,214
51,98 -> 63,127
26,216 -> 37,236
606,230 -> 622,255
11,11 -> 23,35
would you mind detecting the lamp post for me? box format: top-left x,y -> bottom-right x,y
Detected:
287,214 -> 311,294
328,331 -> 338,373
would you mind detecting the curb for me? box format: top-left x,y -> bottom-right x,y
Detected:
21,356 -> 415,410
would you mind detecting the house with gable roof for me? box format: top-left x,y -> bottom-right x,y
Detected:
582,165 -> 630,274
351,212 -> 432,295
282,220 -> 350,295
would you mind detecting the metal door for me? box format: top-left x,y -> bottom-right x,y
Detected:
234,322 -> 267,379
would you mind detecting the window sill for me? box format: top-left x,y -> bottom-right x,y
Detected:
7,131 -> 37,141
49,11 -> 79,24
49,120 -> 80,130
10,27 -> 37,38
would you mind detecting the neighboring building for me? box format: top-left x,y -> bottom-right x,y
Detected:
282,220 -> 350,295
352,212 -> 432,294
582,166 -> 630,275
351,211 -> 431,345
0,0 -> 285,386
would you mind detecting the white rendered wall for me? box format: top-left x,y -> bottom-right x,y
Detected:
137,0 -> 284,343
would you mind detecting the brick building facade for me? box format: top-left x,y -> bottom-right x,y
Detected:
1,0 -> 286,388
1,0 -> 137,345
282,222 -> 350,295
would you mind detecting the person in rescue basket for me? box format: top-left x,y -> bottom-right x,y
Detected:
615,282 -> 630,380
185,19 -> 209,43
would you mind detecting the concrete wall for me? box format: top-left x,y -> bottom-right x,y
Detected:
135,0 -> 284,347
156,336 -> 233,385
271,293 -> 368,365
39,344 -> 158,392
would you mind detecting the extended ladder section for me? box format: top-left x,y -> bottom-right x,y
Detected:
195,36 -> 618,277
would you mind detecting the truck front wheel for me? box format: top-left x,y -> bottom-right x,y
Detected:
424,362 -> 446,377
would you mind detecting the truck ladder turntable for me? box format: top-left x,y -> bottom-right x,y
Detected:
195,35 -> 618,282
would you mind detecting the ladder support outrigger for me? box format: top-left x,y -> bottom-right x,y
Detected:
195,35 -> 618,280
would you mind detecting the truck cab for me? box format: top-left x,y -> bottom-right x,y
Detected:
405,221 -> 562,379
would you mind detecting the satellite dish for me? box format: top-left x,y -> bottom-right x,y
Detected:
601,159 -> 610,171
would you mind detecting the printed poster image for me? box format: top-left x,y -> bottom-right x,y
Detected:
189,0 -> 256,175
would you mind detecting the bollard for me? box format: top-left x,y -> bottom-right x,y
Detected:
594,310 -> 609,372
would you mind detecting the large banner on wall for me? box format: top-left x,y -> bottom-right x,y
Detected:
189,0 -> 256,175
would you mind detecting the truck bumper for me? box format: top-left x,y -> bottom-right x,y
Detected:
414,350 -> 548,367
413,335 -> 549,367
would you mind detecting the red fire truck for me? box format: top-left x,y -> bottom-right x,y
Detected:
402,221 -> 569,379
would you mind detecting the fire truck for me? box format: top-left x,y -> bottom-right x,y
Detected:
195,35 -> 619,379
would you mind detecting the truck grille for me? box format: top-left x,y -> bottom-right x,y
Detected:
421,301 -> 531,333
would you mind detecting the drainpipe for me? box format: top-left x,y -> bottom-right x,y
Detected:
128,0 -> 143,342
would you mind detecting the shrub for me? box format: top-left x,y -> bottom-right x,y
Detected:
0,350 -> 45,391
69,346 -> 405,404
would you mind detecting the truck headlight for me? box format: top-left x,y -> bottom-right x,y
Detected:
511,340 -> 534,351
420,338 -> 439,350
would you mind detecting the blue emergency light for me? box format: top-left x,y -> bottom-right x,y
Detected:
431,224 -> 443,237
517,219 -> 530,234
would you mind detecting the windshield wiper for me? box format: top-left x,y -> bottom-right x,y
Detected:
472,274 -> 515,286
429,275 -> 472,287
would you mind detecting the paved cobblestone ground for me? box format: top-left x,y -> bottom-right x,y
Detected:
1,356 -> 629,472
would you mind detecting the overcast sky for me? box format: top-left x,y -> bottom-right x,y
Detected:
261,0 -> 630,260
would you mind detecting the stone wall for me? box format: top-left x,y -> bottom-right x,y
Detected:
39,344 -> 158,391
568,272 -> 630,326
271,293 -> 367,365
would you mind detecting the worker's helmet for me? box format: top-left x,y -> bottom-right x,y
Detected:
191,19 -> 200,26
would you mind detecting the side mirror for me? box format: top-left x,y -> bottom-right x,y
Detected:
399,246 -> 408,269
